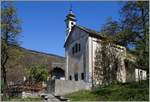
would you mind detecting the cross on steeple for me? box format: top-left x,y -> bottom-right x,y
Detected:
69,4 -> 73,14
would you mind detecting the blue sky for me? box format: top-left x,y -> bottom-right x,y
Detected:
13,1 -> 122,57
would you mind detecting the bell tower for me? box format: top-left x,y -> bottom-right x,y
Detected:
65,5 -> 77,36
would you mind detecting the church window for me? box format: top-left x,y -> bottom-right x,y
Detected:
72,43 -> 81,55
81,73 -> 84,80
72,47 -> 74,55
78,44 -> 81,52
75,43 -> 78,53
69,75 -> 72,80
74,73 -> 78,81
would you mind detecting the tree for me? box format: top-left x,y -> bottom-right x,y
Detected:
101,17 -> 120,37
120,1 -> 149,71
27,64 -> 48,83
100,1 -> 149,72
100,17 -> 130,48
1,2 -> 21,100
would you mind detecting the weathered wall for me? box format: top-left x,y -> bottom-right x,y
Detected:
91,37 -> 127,85
126,67 -> 147,82
47,80 -> 55,94
91,37 -> 102,85
65,27 -> 89,82
47,79 -> 90,96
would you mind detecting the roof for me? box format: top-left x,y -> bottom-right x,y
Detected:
76,25 -> 106,39
77,25 -> 100,35
125,52 -> 137,62
64,25 -> 105,47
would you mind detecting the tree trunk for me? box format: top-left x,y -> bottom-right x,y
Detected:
1,52 -> 9,101
2,65 -> 8,101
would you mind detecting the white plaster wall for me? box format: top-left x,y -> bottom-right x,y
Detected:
87,36 -> 92,84
135,69 -> 147,81
85,36 -> 89,82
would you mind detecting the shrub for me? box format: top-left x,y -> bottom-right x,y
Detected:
26,64 -> 48,83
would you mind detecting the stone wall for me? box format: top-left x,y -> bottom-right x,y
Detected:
47,80 -> 55,94
22,92 -> 41,98
47,79 -> 91,96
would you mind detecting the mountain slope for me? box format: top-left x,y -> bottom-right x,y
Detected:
6,45 -> 65,84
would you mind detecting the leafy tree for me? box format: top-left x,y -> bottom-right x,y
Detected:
1,2 -> 21,100
27,64 -> 48,83
100,17 -> 129,48
120,1 -> 149,71
101,17 -> 120,37
100,1 -> 149,73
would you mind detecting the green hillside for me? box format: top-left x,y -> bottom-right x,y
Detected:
66,80 -> 149,101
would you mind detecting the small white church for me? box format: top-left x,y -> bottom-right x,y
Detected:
63,8 -> 147,86
48,8 -> 147,95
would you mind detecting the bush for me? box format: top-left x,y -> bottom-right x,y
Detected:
26,64 -> 48,83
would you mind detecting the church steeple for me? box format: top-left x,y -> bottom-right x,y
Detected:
65,5 -> 77,36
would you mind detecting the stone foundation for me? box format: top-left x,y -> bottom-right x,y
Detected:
47,79 -> 91,96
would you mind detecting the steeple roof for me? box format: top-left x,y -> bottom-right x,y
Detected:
65,5 -> 76,22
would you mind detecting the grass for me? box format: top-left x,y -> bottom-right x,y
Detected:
66,80 -> 149,101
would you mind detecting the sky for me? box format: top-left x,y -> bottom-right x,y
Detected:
13,1 -> 122,57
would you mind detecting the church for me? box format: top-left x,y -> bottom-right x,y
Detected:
63,8 -> 147,86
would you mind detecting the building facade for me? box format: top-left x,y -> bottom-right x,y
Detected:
64,8 -> 147,86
